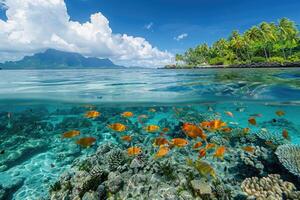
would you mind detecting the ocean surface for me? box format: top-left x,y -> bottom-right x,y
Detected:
0,68 -> 300,200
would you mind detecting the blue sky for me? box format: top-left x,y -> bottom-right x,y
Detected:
0,0 -> 299,66
64,0 -> 300,54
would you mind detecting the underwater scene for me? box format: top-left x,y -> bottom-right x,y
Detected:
1,68 -> 300,200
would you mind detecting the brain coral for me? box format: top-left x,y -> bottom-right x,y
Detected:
276,144 -> 300,178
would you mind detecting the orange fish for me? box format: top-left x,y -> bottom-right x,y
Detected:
200,120 -> 227,131
62,130 -> 80,138
213,146 -> 226,160
121,111 -> 134,118
248,117 -> 257,126
200,121 -> 211,129
243,127 -> 250,134
193,141 -> 203,149
170,138 -> 189,147
182,123 -> 206,139
85,110 -> 100,119
205,143 -> 216,150
276,110 -> 285,117
153,137 -> 169,147
282,129 -> 290,140
108,123 -> 127,132
242,146 -> 255,153
127,146 -> 142,156
76,137 -> 96,148
198,148 -> 206,158
144,125 -> 160,133
221,127 -> 232,133
121,135 -> 132,142
225,111 -> 234,117
162,127 -> 170,132
154,146 -> 169,159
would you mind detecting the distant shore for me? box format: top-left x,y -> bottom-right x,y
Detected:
163,61 -> 300,69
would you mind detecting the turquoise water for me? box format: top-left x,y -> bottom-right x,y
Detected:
0,68 -> 300,199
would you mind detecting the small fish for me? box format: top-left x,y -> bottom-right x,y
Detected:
248,117 -> 257,126
276,110 -> 285,117
108,123 -> 127,132
121,135 -> 132,142
50,163 -> 55,168
198,148 -> 206,158
62,130 -> 80,138
162,127 -> 170,132
0,150 -> 5,155
265,140 -> 278,149
186,158 -> 216,179
213,146 -> 226,160
144,125 -> 160,133
243,127 -> 250,134
221,127 -> 232,133
121,111 -> 134,118
85,110 -> 100,119
242,146 -> 255,153
76,137 -> 96,148
193,141 -> 203,149
153,137 -> 169,147
182,123 -> 205,139
208,106 -> 214,112
149,108 -> 156,112
127,146 -> 142,156
225,111 -> 234,117
155,146 -> 170,159
250,113 -> 262,117
236,107 -> 245,112
7,112 -> 11,119
205,143 -> 216,150
138,114 -> 148,124
200,120 -> 227,131
282,129 -> 290,140
170,138 -> 189,147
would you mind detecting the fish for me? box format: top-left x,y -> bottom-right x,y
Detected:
242,146 -> 255,153
198,148 -> 206,158
225,111 -> 234,117
243,127 -> 250,134
0,150 -> 5,155
221,127 -> 232,133
248,117 -> 257,126
276,110 -> 285,117
193,141 -> 203,149
205,143 -> 216,150
200,120 -> 227,131
250,113 -> 262,117
108,123 -> 127,132
121,111 -> 134,118
144,125 -> 160,133
138,114 -> 148,124
127,146 -> 142,156
76,137 -> 96,148
282,129 -> 290,140
62,130 -> 80,138
213,146 -> 226,160
153,137 -> 169,147
186,158 -> 216,179
85,110 -> 100,119
182,123 -> 206,139
121,135 -> 132,142
154,146 -> 170,159
162,127 -> 170,132
149,108 -> 156,112
265,140 -> 278,149
170,138 -> 189,147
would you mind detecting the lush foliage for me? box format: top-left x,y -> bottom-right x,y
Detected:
176,18 -> 300,66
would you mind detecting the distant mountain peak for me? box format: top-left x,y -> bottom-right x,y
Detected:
0,49 -> 124,69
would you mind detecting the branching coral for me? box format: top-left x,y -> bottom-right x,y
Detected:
276,144 -> 300,178
255,129 -> 289,145
107,149 -> 125,171
241,174 -> 299,200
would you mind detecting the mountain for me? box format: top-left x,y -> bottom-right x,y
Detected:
0,49 -> 124,69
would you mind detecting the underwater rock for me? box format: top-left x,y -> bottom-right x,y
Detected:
96,184 -> 107,200
190,179 -> 212,197
210,135 -> 229,146
82,191 -> 98,200
276,144 -> 300,178
241,174 -> 299,200
106,171 -> 123,194
106,149 -> 126,171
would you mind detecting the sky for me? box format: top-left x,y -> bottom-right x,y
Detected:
0,0 -> 299,67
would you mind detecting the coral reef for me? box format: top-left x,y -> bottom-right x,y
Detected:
241,174 -> 300,199
276,144 -> 300,178
255,128 -> 289,145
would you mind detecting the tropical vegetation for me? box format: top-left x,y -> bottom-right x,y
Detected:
174,18 -> 300,67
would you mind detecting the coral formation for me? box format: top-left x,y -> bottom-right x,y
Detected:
276,144 -> 300,178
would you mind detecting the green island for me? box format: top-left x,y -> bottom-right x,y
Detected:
166,18 -> 300,69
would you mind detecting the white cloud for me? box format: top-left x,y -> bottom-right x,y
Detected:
144,22 -> 153,30
0,0 -> 173,67
174,33 -> 188,41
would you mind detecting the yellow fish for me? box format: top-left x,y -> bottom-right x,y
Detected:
62,130 -> 80,138
276,110 -> 285,117
170,138 -> 189,147
85,110 -> 100,119
108,123 -> 127,132
127,146 -> 142,156
186,158 -> 216,179
76,137 -> 96,148
154,146 -> 169,159
144,125 -> 160,133
121,111 -> 134,118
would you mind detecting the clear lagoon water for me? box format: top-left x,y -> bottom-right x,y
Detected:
0,68 -> 300,199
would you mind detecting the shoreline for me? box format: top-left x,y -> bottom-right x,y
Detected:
163,61 -> 300,69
